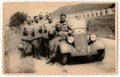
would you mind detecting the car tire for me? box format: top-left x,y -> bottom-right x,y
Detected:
61,54 -> 68,65
92,49 -> 105,61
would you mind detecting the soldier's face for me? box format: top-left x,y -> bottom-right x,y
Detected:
34,17 -> 39,22
60,16 -> 66,22
39,15 -> 43,20
27,18 -> 32,24
48,17 -> 53,23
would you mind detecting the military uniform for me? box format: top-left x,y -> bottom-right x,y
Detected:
21,22 -> 35,57
46,20 -> 74,63
32,20 -> 45,59
55,21 -> 73,36
43,21 -> 56,59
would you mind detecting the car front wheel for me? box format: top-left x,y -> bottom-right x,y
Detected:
92,49 -> 105,61
60,54 -> 68,65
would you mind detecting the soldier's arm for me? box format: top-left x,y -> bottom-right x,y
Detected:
21,36 -> 33,43
68,22 -> 74,34
54,22 -> 60,35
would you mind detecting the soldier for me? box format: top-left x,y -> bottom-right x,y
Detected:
31,16 -> 43,59
34,16 -> 39,23
39,12 -> 44,21
21,16 -> 35,57
43,16 -> 56,59
45,12 -> 53,22
45,12 -> 49,20
37,14 -> 47,57
46,14 -> 74,64
55,14 -> 74,36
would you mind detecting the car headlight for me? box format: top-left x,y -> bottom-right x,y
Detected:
67,36 -> 74,44
90,34 -> 96,41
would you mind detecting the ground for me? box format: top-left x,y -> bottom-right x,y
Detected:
5,36 -> 117,74
33,38 -> 117,74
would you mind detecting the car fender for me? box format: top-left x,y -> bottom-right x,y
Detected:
59,40 -> 76,54
89,38 -> 106,52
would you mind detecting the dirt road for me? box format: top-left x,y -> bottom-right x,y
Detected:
33,38 -> 117,74
4,18 -> 117,74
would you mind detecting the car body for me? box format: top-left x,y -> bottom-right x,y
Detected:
58,19 -> 106,64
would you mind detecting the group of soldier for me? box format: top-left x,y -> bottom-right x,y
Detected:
20,13 -> 74,64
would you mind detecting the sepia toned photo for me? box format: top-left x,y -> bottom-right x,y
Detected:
3,2 -> 118,74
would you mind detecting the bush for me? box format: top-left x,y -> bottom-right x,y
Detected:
9,11 -> 27,28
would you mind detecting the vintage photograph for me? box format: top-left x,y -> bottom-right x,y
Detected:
3,2 -> 117,74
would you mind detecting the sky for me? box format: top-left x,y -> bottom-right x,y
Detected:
3,2 -> 80,24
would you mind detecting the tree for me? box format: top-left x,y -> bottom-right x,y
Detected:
9,11 -> 27,28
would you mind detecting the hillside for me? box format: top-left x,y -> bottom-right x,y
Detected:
52,3 -> 114,15
87,14 -> 115,39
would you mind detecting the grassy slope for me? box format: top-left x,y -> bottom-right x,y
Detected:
87,14 -> 115,39
52,4 -> 112,15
